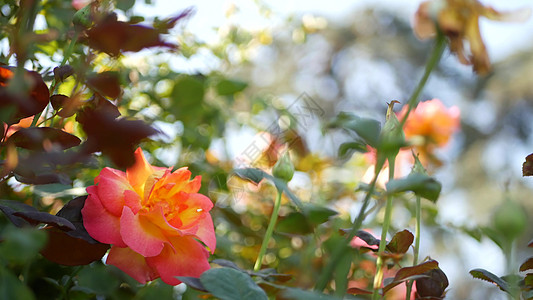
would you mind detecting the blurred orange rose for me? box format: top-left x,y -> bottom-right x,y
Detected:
398,99 -> 460,148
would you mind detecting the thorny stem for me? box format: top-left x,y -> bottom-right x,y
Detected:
406,195 -> 422,299
372,156 -> 395,300
254,189 -> 283,271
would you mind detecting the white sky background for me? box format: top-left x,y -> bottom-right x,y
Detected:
133,0 -> 533,62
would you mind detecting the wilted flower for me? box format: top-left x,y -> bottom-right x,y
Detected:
81,148 -> 216,285
398,99 -> 460,148
414,0 -> 531,74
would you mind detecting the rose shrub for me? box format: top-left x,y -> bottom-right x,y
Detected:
81,148 -> 216,285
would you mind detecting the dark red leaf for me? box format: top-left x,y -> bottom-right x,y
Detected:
523,154 -> 533,176
8,127 -> 81,150
386,229 -> 414,254
0,199 -> 75,231
50,94 -> 69,110
86,71 -> 121,99
40,196 -> 110,266
13,211 -> 75,231
415,268 -> 449,298
14,172 -> 71,185
77,96 -> 158,168
383,260 -> 439,293
346,287 -> 373,295
86,13 -> 177,57
40,226 -> 110,266
355,230 -> 381,247
53,65 -> 74,82
0,67 -> 50,124
520,257 -> 533,272
0,200 -> 39,227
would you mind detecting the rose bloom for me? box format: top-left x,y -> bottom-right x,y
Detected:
398,99 -> 460,148
81,148 -> 216,285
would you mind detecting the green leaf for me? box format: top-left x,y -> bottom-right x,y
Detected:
233,168 -> 266,185
200,267 -> 267,300
338,141 -> 368,158
276,212 -> 312,235
386,173 -> 442,202
469,268 -> 510,292
0,266 -> 35,300
216,79 -> 248,96
304,204 -> 337,226
282,288 -> 341,300
327,112 -> 381,148
345,117 -> 381,148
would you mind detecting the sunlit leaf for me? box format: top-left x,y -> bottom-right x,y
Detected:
386,229 -> 414,254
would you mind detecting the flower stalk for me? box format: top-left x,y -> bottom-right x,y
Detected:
254,189 -> 283,271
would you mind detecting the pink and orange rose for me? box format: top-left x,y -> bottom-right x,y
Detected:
81,148 -> 216,285
398,98 -> 460,148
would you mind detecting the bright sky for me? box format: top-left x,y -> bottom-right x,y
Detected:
133,0 -> 533,62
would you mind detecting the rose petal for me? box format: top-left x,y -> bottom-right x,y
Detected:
96,167 -> 131,216
192,213 -> 216,253
124,189 -> 142,214
106,246 -> 158,284
146,236 -> 210,285
174,193 -> 214,229
82,187 -> 126,247
127,148 -> 167,200
120,206 -> 167,257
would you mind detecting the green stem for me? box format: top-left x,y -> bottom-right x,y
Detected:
406,195 -> 422,299
253,189 -> 283,271
400,33 -> 446,128
372,156 -> 396,300
314,163 -> 382,291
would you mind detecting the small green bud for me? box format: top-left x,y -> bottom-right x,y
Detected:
73,3 -> 93,29
493,199 -> 527,241
273,152 -> 294,182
